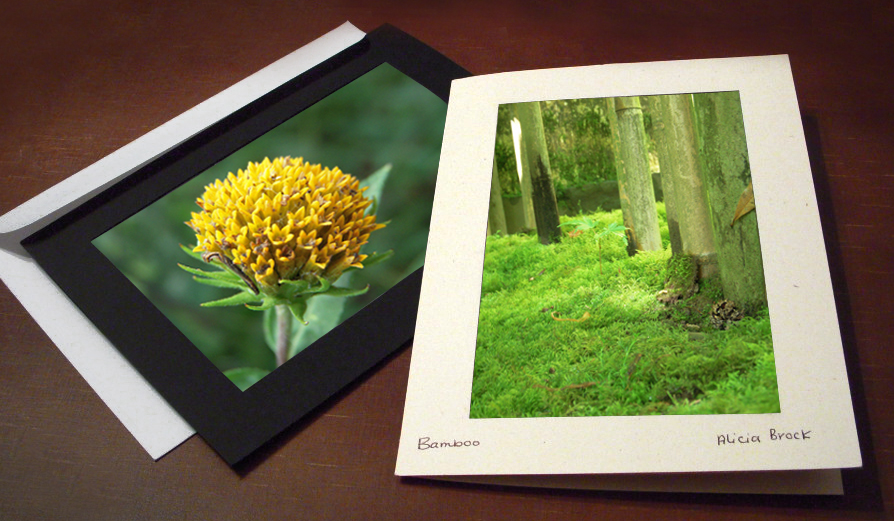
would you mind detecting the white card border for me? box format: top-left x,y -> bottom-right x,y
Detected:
397,55 -> 861,477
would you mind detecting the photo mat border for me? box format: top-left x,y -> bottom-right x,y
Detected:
398,55 -> 861,477
23,25 -> 470,465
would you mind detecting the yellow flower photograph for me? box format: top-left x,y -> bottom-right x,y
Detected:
93,64 -> 447,390
187,157 -> 386,291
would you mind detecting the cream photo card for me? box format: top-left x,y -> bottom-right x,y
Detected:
397,55 -> 860,484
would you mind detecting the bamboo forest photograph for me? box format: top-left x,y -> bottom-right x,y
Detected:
471,92 -> 780,418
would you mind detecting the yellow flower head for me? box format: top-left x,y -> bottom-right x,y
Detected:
187,157 -> 385,289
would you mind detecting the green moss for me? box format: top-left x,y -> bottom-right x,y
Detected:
471,208 -> 778,418
665,253 -> 695,285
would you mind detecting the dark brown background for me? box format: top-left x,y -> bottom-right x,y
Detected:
2,1 -> 892,519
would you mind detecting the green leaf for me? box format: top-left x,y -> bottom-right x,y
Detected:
177,263 -> 241,283
190,275 -> 248,291
224,367 -> 270,391
604,222 -> 627,234
179,243 -> 205,262
323,284 -> 370,298
304,276 -> 332,294
245,299 -> 279,311
279,278 -> 311,293
360,249 -> 394,268
280,276 -> 332,296
288,299 -> 308,325
598,222 -> 629,244
558,216 -> 597,232
201,291 -> 263,308
262,307 -> 277,353
360,163 -> 392,217
288,272 -> 354,358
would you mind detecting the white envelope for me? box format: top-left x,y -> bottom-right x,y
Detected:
0,22 -> 366,460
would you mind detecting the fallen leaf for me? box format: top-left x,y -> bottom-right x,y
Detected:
528,268 -> 546,281
550,311 -> 591,323
730,181 -> 755,226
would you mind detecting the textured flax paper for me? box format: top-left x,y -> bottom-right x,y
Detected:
397,56 -> 860,493
0,23 -> 365,459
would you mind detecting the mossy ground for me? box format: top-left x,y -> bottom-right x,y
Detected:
471,205 -> 780,418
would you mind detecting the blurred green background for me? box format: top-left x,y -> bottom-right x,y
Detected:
93,63 -> 447,379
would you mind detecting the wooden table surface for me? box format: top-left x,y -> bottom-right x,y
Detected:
2,1 -> 892,519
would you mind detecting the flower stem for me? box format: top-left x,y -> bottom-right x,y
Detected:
275,304 -> 291,367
